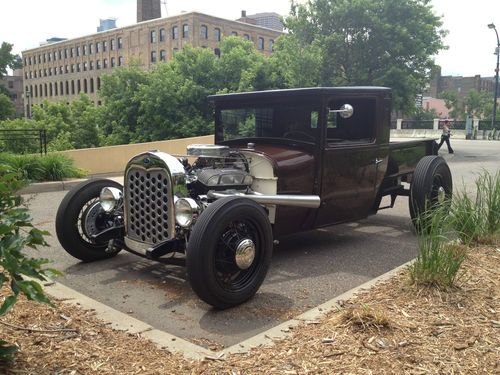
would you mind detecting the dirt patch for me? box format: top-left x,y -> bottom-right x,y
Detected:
1,245 -> 498,374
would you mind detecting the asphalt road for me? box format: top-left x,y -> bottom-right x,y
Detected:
24,139 -> 499,350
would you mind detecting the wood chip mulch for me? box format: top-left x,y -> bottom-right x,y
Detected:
0,244 -> 499,374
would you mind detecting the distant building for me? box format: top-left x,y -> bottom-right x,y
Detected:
425,66 -> 494,101
0,69 -> 24,115
422,97 -> 450,118
97,18 -> 117,32
137,0 -> 161,23
239,11 -> 284,32
40,37 -> 68,46
21,11 -> 282,110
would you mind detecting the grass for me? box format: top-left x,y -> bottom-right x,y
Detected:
409,205 -> 467,288
0,153 -> 86,182
451,170 -> 500,244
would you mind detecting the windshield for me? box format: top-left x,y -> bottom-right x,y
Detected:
218,102 -> 320,143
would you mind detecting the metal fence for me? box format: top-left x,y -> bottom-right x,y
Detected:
401,120 -> 434,129
478,121 -> 500,130
0,129 -> 47,155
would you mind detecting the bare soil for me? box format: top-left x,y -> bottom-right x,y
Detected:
1,245 -> 498,374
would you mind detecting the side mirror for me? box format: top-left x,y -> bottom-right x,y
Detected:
329,104 -> 354,119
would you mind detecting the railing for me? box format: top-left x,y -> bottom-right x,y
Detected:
0,129 -> 47,155
401,120 -> 433,129
478,120 -> 500,130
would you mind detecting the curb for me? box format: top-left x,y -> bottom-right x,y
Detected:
19,179 -> 89,195
42,259 -> 414,360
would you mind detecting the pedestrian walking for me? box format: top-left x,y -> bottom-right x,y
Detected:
437,120 -> 454,154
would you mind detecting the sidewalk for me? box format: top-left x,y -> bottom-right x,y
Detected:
19,175 -> 124,195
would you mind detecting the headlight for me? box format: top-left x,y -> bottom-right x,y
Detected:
175,198 -> 199,228
99,187 -> 123,213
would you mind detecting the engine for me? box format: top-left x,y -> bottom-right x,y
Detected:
184,144 -> 253,196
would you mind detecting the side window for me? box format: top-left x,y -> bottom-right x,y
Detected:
327,98 -> 376,142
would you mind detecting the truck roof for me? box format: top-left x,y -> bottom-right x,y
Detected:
208,87 -> 391,103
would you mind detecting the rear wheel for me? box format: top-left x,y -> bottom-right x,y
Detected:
187,197 -> 273,309
56,179 -> 123,262
409,156 -> 452,223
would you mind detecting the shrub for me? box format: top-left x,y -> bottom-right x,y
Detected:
0,166 -> 62,360
0,153 -> 86,182
451,170 -> 500,244
409,205 -> 467,288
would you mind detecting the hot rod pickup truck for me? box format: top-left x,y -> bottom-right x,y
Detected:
56,87 -> 452,309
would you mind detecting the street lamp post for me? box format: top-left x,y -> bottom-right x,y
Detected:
488,23 -> 500,130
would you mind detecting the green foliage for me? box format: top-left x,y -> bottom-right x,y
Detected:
463,89 -> 491,119
451,171 -> 500,244
284,0 -> 446,114
0,153 -> 85,182
0,93 -> 15,120
0,166 -> 62,360
438,90 -> 460,119
0,42 -> 22,79
409,205 -> 466,288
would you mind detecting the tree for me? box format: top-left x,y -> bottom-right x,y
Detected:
0,42 -> 22,79
439,90 -> 459,119
284,0 -> 447,113
0,93 -> 15,120
463,89 -> 491,119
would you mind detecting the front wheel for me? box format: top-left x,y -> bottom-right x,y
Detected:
186,197 -> 273,309
409,156 -> 452,223
56,179 -> 123,262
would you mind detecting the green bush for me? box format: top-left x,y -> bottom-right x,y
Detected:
0,153 -> 86,182
451,170 -> 500,244
409,205 -> 466,288
0,166 -> 62,360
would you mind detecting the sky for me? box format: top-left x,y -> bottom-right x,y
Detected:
1,0 -> 499,77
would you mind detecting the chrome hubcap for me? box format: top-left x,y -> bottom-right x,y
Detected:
235,239 -> 256,270
437,186 -> 446,203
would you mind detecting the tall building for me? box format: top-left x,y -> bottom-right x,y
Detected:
21,11 -> 282,110
137,0 -> 162,23
97,19 -> 117,32
246,12 -> 284,32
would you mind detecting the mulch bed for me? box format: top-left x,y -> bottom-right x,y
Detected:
1,245 -> 498,374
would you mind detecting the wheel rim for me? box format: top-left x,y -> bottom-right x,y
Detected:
78,198 -> 115,246
430,174 -> 448,206
214,219 -> 262,293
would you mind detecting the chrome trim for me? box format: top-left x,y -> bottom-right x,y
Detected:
207,191 -> 321,208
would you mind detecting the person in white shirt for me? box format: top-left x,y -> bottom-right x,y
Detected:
437,120 -> 454,154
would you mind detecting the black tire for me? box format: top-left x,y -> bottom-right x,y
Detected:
56,179 -> 123,262
186,197 -> 273,309
409,156 -> 452,222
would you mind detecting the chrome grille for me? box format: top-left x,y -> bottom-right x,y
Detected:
125,167 -> 171,245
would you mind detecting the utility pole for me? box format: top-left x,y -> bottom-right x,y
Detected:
488,23 -> 500,129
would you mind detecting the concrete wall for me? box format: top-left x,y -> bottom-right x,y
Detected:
61,134 -> 214,175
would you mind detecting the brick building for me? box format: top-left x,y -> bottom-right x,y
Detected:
21,11 -> 282,111
0,69 -> 24,115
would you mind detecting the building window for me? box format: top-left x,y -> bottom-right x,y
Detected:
83,45 -> 87,55
48,53 -> 51,62
77,63 -> 81,72
70,48 -> 74,58
172,26 -> 178,39
77,80 -> 81,93
214,28 -> 221,42
244,34 -> 250,41
160,28 -> 166,42
54,83 -> 58,96
160,49 -> 166,61
111,57 -> 115,67
49,83 -> 53,97
49,68 -> 52,76
103,40 -> 107,52
65,81 -> 69,95
34,85 -> 38,97
89,61 -> 94,70
214,48 -> 221,58
90,44 -> 94,55
90,78 -> 94,93
182,24 -> 189,38
97,60 -> 101,70
71,81 -> 75,95
117,36 -> 123,49
151,51 -> 157,63
83,61 -> 87,71
200,25 -> 208,39
53,51 -> 57,61
64,49 -> 68,59
118,56 -> 123,66
8,81 -> 14,89
38,55 -> 42,64
83,79 -> 87,93
110,38 -> 115,50
258,37 -> 264,50
150,30 -> 156,43
103,58 -> 108,68
60,81 -> 63,95
269,39 -> 274,52
97,77 -> 101,90
77,46 -> 81,56
231,31 -> 238,36
96,42 -> 101,53
59,66 -> 63,74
